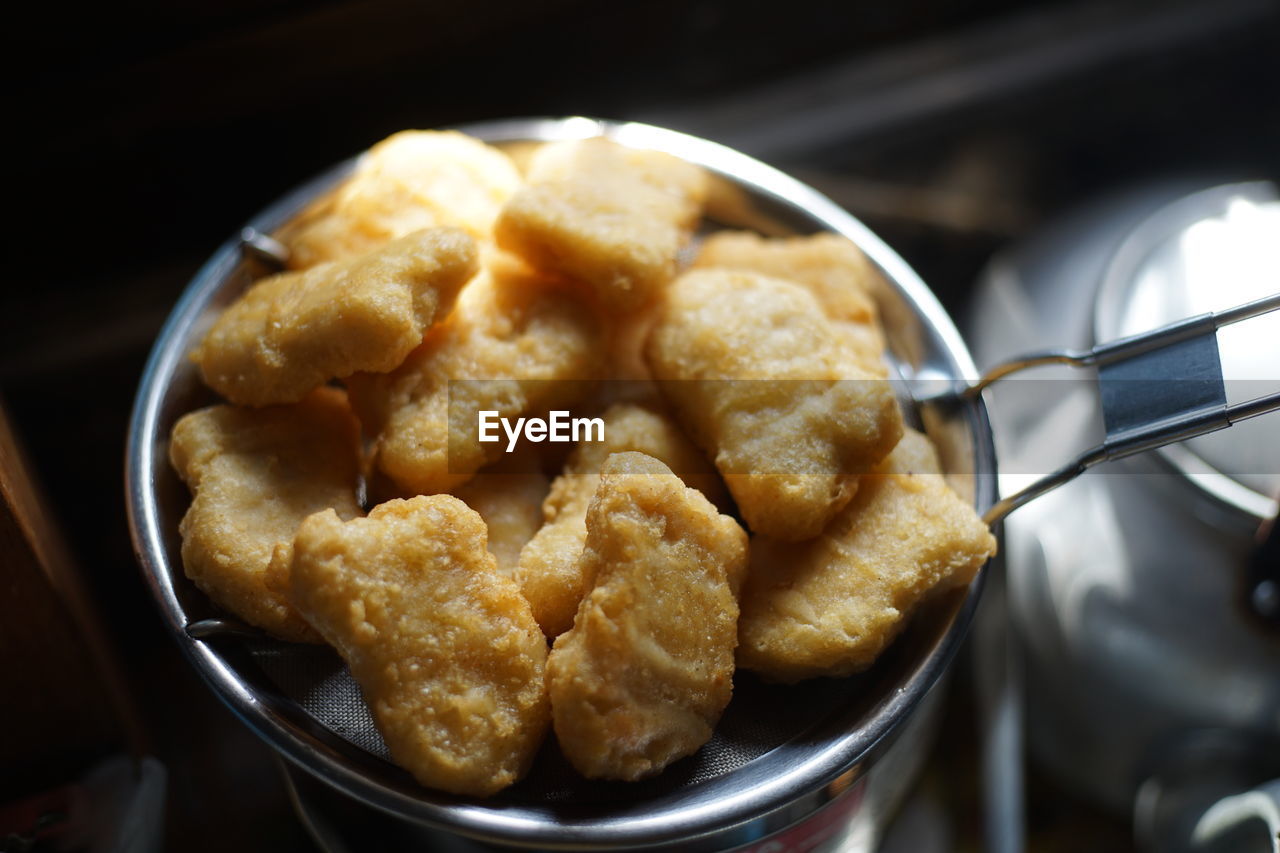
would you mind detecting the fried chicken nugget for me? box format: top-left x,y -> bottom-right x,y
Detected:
280,130 -> 522,269
518,402 -> 725,637
547,452 -> 747,781
195,228 -> 478,407
347,257 -> 602,495
453,469 -> 550,579
645,269 -> 903,541
693,231 -> 887,370
494,138 -> 707,311
289,495 -> 550,796
168,388 -> 361,642
737,429 -> 997,682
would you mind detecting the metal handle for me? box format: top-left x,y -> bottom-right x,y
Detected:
931,291 -> 1280,526
1191,779 -> 1280,852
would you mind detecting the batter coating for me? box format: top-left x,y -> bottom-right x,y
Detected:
645,269 -> 903,541
453,469 -> 550,579
737,430 -> 997,682
518,402 -> 724,637
348,254 -> 603,495
196,228 -> 478,407
494,138 -> 707,311
547,452 -> 748,781
280,130 -> 522,269
168,388 -> 361,642
289,495 -> 550,797
693,231 -> 887,370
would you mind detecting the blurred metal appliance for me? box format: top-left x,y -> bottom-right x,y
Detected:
969,180 -> 1280,851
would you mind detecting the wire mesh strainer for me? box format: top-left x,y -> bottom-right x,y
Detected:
126,117 -> 1003,851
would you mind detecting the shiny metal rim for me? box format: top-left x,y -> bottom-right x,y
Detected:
125,117 -> 997,849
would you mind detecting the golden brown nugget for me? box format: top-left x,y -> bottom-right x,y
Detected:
348,259 -> 602,495
289,496 -> 550,796
645,269 -> 903,541
494,138 -> 707,311
518,402 -> 725,637
281,130 -> 522,269
547,452 -> 747,781
693,231 -> 887,369
168,388 -> 361,642
196,228 -> 478,407
453,469 -> 550,579
737,430 -> 997,682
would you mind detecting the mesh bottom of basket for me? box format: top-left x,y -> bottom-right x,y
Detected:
249,641 -> 876,804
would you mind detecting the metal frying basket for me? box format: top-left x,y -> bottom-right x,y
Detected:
128,117 -> 1274,851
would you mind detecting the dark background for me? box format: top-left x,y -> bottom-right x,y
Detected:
5,0 -> 1278,850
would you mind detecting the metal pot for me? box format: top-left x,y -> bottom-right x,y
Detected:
969,180 -> 1280,851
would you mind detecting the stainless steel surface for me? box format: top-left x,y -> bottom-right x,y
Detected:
1249,520 -> 1280,626
1132,729 -> 1280,853
126,117 -> 997,850
1191,780 -> 1280,852
283,686 -> 950,853
186,618 -> 274,642
972,555 -> 1025,853
968,179 -> 1280,826
238,227 -> 290,270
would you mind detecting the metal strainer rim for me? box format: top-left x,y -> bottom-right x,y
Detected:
125,117 -> 996,849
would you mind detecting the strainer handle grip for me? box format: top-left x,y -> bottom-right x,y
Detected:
981,391 -> 1279,524
965,291 -> 1280,526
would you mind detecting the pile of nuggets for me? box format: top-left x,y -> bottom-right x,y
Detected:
169,129 -> 997,797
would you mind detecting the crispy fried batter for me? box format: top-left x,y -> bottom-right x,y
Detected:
693,231 -> 887,370
453,469 -> 550,579
737,429 -> 997,682
168,388 -> 361,642
280,130 -> 522,269
167,125 -> 993,788
645,269 -> 903,541
195,228 -> 478,407
547,452 -> 747,780
494,138 -> 707,311
347,255 -> 603,495
289,495 -> 550,796
518,402 -> 724,637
